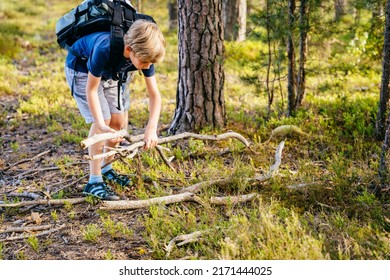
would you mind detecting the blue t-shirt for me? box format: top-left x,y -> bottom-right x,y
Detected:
65,32 -> 155,79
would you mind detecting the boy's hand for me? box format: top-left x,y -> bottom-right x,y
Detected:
98,124 -> 116,133
144,127 -> 158,150
99,124 -> 123,144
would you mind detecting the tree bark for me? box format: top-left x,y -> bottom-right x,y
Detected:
379,110 -> 390,190
265,0 -> 274,118
168,0 -> 178,31
169,0 -> 225,134
222,0 -> 247,42
287,0 -> 297,116
135,0 -> 142,12
296,0 -> 309,107
334,0 -> 346,21
376,0 -> 390,140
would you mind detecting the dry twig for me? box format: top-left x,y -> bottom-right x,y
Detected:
0,197 -> 86,208
100,192 -> 205,210
0,224 -> 66,242
0,224 -> 52,234
2,149 -> 51,172
210,193 -> 258,205
166,230 -> 204,256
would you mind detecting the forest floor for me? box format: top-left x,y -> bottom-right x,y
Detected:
0,93 -> 154,260
1,0 -> 389,261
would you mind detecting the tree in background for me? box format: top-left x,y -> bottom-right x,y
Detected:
296,0 -> 309,107
168,0 -> 178,31
247,0 -> 313,117
222,0 -> 247,42
287,0 -> 297,116
335,0 -> 347,21
376,0 -> 390,140
168,0 -> 225,134
379,110 -> 390,191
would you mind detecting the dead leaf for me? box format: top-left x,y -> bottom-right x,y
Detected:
30,212 -> 42,225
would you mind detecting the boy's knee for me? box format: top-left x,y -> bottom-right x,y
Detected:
109,116 -> 124,130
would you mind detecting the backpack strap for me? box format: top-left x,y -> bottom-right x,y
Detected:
65,44 -> 87,61
109,1 -> 125,110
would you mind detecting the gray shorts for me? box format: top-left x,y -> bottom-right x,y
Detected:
65,66 -> 131,124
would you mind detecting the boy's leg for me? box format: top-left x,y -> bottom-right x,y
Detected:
64,67 -> 119,200
101,113 -> 124,166
100,80 -> 131,187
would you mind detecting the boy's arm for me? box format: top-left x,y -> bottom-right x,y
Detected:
143,75 -> 161,150
86,72 -> 114,133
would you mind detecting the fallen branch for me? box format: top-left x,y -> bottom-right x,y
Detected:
286,182 -> 322,190
156,145 -> 176,172
166,230 -> 204,257
2,149 -> 51,172
0,197 -> 86,208
178,178 -> 228,194
210,193 -> 258,205
0,224 -> 52,234
47,174 -> 88,195
179,141 -> 285,194
7,191 -> 42,200
250,140 -> 285,181
101,192 -> 259,210
83,130 -> 250,160
100,192 -> 205,210
0,224 -> 66,242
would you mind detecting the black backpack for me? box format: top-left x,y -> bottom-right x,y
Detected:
56,0 -> 155,80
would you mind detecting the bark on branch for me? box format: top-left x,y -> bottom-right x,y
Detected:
166,230 -> 204,257
100,192 -> 205,210
0,197 -> 86,208
179,141 -> 285,194
81,130 -> 250,160
0,224 -> 66,242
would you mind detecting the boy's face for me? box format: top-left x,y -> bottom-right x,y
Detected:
125,46 -> 152,70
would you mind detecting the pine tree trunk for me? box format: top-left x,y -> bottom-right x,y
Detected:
376,0 -> 390,140
334,0 -> 346,21
136,0 -> 142,12
287,0 -> 297,116
168,0 -> 225,134
296,0 -> 309,107
379,110 -> 390,190
222,0 -> 247,42
265,0 -> 273,117
168,0 -> 178,31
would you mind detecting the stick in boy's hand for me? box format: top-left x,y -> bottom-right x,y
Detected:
80,129 -> 144,149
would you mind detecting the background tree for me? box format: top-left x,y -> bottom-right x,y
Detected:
376,0 -> 390,140
168,0 -> 178,31
287,0 -> 297,116
335,0 -> 347,21
379,110 -> 390,191
168,0 -> 225,134
222,0 -> 247,42
296,0 -> 309,107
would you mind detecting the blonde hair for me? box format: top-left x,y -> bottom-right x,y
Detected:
124,19 -> 166,64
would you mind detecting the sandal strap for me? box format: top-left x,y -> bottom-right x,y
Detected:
103,169 -> 131,187
83,182 -> 118,199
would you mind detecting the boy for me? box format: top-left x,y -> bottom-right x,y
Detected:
64,20 -> 166,200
